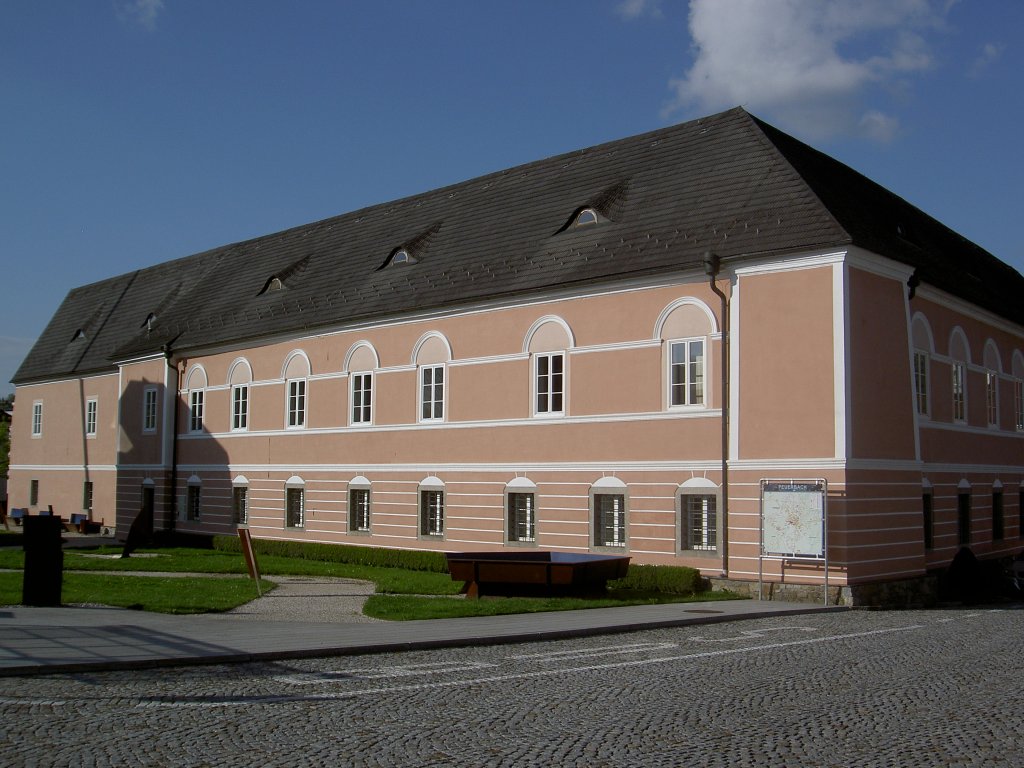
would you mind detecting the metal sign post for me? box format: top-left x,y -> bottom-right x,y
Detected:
238,527 -> 262,596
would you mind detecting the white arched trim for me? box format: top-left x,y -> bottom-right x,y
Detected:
232,474 -> 249,486
419,475 -> 445,489
187,474 -> 201,486
957,478 -> 972,490
910,312 -> 935,353
949,327 -> 971,363
506,476 -> 538,490
523,315 -> 576,354
410,331 -> 453,365
921,478 -> 933,491
344,340 -> 380,372
227,357 -> 253,385
350,475 -> 371,487
983,339 -> 1003,373
591,476 -> 627,490
1013,350 -> 1024,378
142,478 -> 155,487
281,349 -> 312,379
285,475 -> 305,487
679,477 -> 719,490
654,297 -> 719,338
993,479 -> 1004,490
184,364 -> 208,391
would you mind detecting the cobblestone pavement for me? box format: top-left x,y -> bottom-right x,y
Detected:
2,607 -> 1021,767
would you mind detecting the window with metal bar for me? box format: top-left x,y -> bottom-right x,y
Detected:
508,492 -> 536,543
420,490 -> 444,536
350,488 -> 370,532
285,487 -> 304,528
594,493 -> 626,547
233,486 -> 248,525
682,494 -> 717,551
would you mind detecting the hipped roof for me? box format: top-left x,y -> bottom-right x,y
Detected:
14,107 -> 1023,384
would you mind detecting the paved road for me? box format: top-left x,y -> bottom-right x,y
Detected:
2,607 -> 1021,767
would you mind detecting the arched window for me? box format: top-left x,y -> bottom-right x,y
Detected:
949,329 -> 970,423
419,476 -> 445,538
186,474 -> 202,521
984,340 -> 1001,427
657,299 -> 716,409
506,477 -> 538,544
591,477 -> 628,549
574,208 -> 599,227
525,317 -> 573,417
413,332 -> 452,423
910,313 -> 934,417
228,358 -> 253,432
184,366 -> 207,433
283,351 -> 310,429
232,475 -> 249,525
285,475 -> 305,528
349,476 -> 371,533
345,342 -> 379,426
678,478 -> 719,553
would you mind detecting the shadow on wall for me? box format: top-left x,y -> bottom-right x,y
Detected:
116,379 -> 230,542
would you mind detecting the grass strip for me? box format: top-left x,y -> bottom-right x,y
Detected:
0,571 -> 274,614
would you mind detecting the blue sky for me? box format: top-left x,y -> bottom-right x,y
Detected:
2,0 -> 1021,396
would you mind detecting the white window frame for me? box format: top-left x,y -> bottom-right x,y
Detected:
668,338 -> 705,408
419,364 -> 445,422
533,352 -> 565,417
681,493 -> 718,552
952,362 -> 966,423
31,401 -> 43,437
912,350 -> 930,418
232,384 -> 249,431
351,372 -> 373,425
1015,380 -> 1024,432
507,491 -> 537,544
85,398 -> 98,437
186,482 -> 201,521
349,487 -> 371,533
420,488 -> 445,538
287,378 -> 306,428
189,390 -> 205,433
986,370 -> 999,427
143,387 -> 158,433
593,492 -> 627,548
285,486 -> 305,528
232,484 -> 248,525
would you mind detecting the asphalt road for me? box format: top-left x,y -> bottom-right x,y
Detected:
2,607 -> 1021,767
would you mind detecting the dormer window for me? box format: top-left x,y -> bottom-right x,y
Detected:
71,328 -> 86,342
390,249 -> 417,266
574,208 -> 599,228
268,277 -> 284,291
142,312 -> 157,331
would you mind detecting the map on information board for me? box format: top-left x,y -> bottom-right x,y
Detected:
761,480 -> 826,558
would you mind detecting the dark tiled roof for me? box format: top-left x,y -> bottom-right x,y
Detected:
13,107 -> 1023,384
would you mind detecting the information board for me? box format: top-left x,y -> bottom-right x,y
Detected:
760,480 -> 826,558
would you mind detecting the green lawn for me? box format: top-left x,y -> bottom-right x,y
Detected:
0,545 -> 741,619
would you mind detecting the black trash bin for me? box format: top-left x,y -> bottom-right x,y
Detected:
22,515 -> 64,606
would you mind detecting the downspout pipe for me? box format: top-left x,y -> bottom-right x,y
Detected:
163,344 -> 180,533
703,251 -> 730,577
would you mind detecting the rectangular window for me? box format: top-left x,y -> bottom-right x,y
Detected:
285,487 -> 304,527
535,352 -> 564,415
1020,487 -> 1024,540
189,390 -> 204,432
31,402 -> 43,436
143,388 -> 158,432
349,488 -> 370,532
986,371 -> 998,426
508,492 -> 536,543
233,486 -> 248,525
913,351 -> 929,416
187,485 -> 201,521
30,479 -> 39,506
670,340 -> 705,407
993,490 -> 1005,541
420,490 -> 444,536
85,399 -> 98,436
682,494 -> 717,551
922,491 -> 933,550
352,373 -> 372,424
952,363 -> 966,422
232,385 -> 249,431
957,491 -> 971,546
1015,380 -> 1023,431
287,379 -> 306,428
420,365 -> 444,421
83,481 -> 94,512
594,493 -> 626,548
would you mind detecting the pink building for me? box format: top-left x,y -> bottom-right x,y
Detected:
9,108 -> 1024,603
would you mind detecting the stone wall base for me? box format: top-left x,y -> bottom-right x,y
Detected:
709,574 -> 940,608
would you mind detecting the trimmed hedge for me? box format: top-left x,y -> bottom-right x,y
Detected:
212,536 -> 449,573
608,564 -> 707,595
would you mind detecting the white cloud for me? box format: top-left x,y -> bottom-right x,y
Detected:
970,42 -> 1004,76
616,0 -> 663,20
115,0 -> 165,31
665,0 -> 949,141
